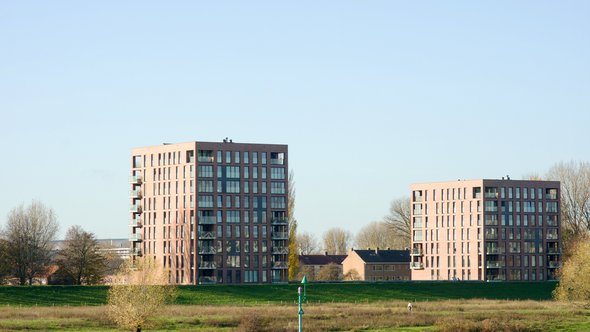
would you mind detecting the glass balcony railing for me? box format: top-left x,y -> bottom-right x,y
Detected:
272,247 -> 289,255
198,262 -> 217,269
271,217 -> 288,224
198,247 -> 216,255
411,248 -> 423,256
199,216 -> 217,224
199,276 -> 217,284
129,175 -> 142,184
272,232 -> 288,239
272,261 -> 288,269
130,218 -> 142,227
486,261 -> 505,268
198,232 -> 215,239
129,233 -> 142,242
410,262 -> 424,269
130,204 -> 142,213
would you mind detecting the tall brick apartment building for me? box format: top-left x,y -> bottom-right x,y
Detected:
130,140 -> 289,284
410,179 -> 560,281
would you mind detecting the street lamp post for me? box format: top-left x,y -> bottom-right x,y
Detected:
298,275 -> 308,332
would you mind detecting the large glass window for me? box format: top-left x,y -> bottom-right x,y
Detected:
271,196 -> 286,209
226,166 -> 240,178
198,195 -> 213,208
198,180 -> 213,193
270,167 -> 285,179
198,165 -> 213,178
226,180 -> 240,193
271,182 -> 286,194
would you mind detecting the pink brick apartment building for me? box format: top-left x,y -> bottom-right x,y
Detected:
410,179 -> 560,282
130,140 -> 289,284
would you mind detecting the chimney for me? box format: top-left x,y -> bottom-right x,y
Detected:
375,247 -> 379,254
324,251 -> 328,256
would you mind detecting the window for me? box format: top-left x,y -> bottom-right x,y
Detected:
226,166 -> 240,178
234,151 -> 240,163
271,182 -> 286,194
244,152 -> 249,164
198,180 -> 213,193
226,181 -> 240,193
198,166 -> 213,178
225,151 -> 231,163
271,196 -> 285,209
227,211 -> 240,223
198,195 -> 213,208
252,152 -> 258,164
261,152 -> 267,164
546,202 -> 558,213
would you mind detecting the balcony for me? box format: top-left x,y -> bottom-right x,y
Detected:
198,232 -> 215,240
199,276 -> 217,284
272,247 -> 289,255
198,247 -> 216,255
486,248 -> 505,255
410,262 -> 424,269
130,204 -> 142,214
133,248 -> 142,256
130,189 -> 142,199
130,218 -> 142,228
272,232 -> 288,239
271,217 -> 288,225
199,216 -> 217,225
272,261 -> 288,269
129,233 -> 142,242
548,261 -> 560,269
547,248 -> 561,255
410,248 -> 423,256
198,261 -> 217,269
486,261 -> 505,268
129,175 -> 142,184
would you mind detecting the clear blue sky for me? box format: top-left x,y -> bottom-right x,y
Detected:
1,2 -> 589,240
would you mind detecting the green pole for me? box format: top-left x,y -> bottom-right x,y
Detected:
298,276 -> 308,332
298,286 -> 303,332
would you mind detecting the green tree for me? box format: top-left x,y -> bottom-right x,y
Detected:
553,235 -> 590,301
107,257 -> 176,332
2,201 -> 59,285
0,239 -> 11,284
55,225 -> 107,285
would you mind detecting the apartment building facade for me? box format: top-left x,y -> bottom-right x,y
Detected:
410,179 -> 560,282
130,140 -> 289,284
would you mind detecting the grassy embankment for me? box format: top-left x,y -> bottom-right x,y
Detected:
0,281 -> 557,306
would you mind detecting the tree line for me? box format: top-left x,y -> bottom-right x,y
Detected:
0,201 -> 121,285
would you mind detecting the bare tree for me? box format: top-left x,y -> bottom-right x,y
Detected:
546,161 -> 590,256
107,257 -> 176,332
317,263 -> 342,281
297,231 -> 320,255
355,221 -> 402,250
384,197 -> 411,248
287,170 -> 299,281
54,225 -> 107,285
322,227 -> 352,255
2,201 -> 59,285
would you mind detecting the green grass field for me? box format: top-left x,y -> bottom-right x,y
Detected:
0,281 -> 557,306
